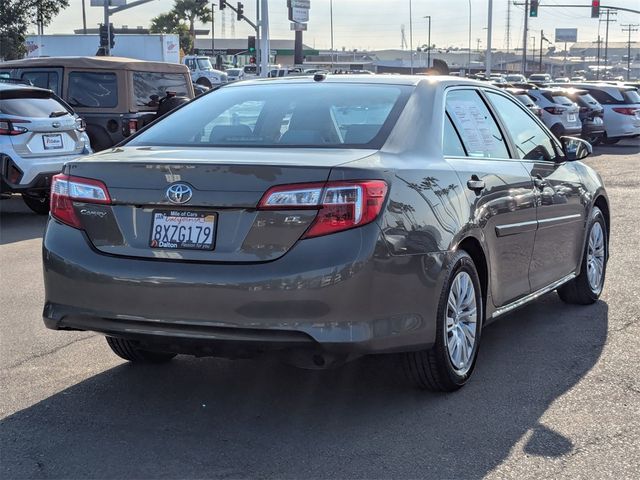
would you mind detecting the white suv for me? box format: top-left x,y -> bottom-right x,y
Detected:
526,88 -> 582,138
0,83 -> 91,213
560,83 -> 640,144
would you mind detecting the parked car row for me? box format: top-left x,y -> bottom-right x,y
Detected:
503,82 -> 639,145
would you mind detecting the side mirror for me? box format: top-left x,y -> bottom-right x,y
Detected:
560,136 -> 592,161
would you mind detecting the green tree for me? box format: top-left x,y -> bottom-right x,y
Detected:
173,0 -> 211,54
0,0 -> 69,60
150,12 -> 192,54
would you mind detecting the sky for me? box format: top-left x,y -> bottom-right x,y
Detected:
44,0 -> 640,51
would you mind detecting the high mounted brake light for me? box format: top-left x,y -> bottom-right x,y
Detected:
50,174 -> 111,228
258,180 -> 388,238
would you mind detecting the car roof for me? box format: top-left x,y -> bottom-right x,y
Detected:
0,82 -> 53,94
0,56 -> 189,73
224,74 -> 492,89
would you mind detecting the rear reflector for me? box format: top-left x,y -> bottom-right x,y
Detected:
50,174 -> 111,228
259,180 -> 388,238
612,107 -> 639,116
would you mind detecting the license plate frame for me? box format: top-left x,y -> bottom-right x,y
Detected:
42,133 -> 63,150
149,210 -> 217,251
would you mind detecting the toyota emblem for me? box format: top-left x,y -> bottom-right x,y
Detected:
52,121 -> 61,128
166,183 -> 193,204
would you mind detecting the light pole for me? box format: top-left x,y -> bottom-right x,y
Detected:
409,0 -> 414,74
424,15 -> 431,68
485,0 -> 493,76
329,0 -> 334,66
468,0 -> 472,75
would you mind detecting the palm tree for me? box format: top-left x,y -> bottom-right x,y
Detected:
173,0 -> 211,54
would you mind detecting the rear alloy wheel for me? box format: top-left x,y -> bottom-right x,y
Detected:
106,337 -> 177,363
558,206 -> 607,305
403,250 -> 483,392
22,193 -> 49,215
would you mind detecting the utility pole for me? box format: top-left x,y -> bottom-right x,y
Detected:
485,0 -> 493,76
424,16 -> 432,68
82,0 -> 87,34
531,35 -> 536,68
211,3 -> 215,56
621,24 -> 639,81
505,0 -> 511,55
259,0 -> 269,77
522,0 -> 529,75
103,2 -> 110,55
602,9 -> 617,70
596,35 -> 602,79
539,30 -> 544,72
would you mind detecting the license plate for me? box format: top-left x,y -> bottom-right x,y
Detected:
150,210 -> 216,250
42,133 -> 63,150
568,114 -> 577,123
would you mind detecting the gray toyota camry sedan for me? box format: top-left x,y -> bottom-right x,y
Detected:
43,75 -> 609,391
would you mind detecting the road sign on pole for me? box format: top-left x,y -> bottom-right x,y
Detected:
290,22 -> 307,31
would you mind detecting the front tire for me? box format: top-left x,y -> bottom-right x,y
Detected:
403,251 -> 483,392
106,337 -> 177,363
557,206 -> 607,305
22,193 -> 49,214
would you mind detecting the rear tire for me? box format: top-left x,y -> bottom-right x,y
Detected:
602,136 -> 620,145
22,193 -> 49,215
106,337 -> 177,363
196,78 -> 212,89
403,250 -> 483,392
557,207 -> 607,305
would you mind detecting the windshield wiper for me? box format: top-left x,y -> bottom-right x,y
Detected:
49,111 -> 68,118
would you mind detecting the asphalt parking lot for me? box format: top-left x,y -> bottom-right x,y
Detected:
1,139 -> 639,479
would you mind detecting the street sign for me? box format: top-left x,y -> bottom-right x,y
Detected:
289,6 -> 309,23
290,22 -> 308,31
555,28 -> 578,42
90,0 -> 127,6
289,0 -> 310,8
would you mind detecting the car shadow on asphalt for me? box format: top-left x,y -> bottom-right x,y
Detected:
0,197 -> 48,245
1,294 -> 608,479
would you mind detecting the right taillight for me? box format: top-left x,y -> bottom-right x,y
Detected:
258,180 -> 388,238
544,106 -> 567,115
612,107 -> 639,116
50,174 -> 111,228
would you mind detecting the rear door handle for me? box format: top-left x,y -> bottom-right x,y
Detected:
467,175 -> 485,193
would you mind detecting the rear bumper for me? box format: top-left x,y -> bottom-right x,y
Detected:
43,219 -> 448,355
1,152 -> 85,192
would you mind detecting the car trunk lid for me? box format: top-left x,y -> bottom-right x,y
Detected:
65,146 -> 376,262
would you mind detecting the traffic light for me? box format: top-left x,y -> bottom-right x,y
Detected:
249,56 -> 256,64
219,0 -> 226,9
591,0 -> 600,18
248,35 -> 256,52
529,0 -> 539,18
99,23 -> 108,47
237,2 -> 244,21
109,23 -> 115,49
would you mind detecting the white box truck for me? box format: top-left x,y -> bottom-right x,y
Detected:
25,34 -> 180,63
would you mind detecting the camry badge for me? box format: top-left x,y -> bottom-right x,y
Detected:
166,183 -> 193,204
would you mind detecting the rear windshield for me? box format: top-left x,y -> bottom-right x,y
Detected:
579,93 -> 599,107
133,72 -> 190,109
515,94 -> 535,106
550,94 -> 574,106
0,90 -> 71,117
127,83 -> 411,149
623,89 -> 640,104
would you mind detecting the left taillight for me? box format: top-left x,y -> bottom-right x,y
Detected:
50,174 -> 111,229
258,180 -> 388,238
0,118 -> 30,136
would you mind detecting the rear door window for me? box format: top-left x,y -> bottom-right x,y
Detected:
67,72 -> 118,108
133,72 -> 190,109
445,89 -> 510,159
